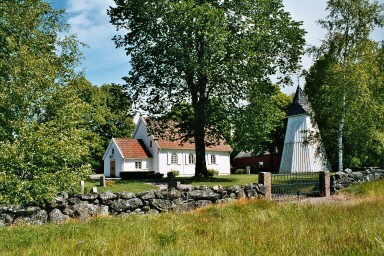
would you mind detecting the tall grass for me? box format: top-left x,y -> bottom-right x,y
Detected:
341,180 -> 384,196
1,182 -> 384,255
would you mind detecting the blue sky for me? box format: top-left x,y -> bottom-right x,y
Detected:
52,0 -> 383,95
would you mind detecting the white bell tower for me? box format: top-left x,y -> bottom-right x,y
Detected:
279,87 -> 331,173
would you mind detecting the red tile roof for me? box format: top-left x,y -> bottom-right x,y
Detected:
141,117 -> 232,152
114,138 -> 152,159
156,139 -> 232,151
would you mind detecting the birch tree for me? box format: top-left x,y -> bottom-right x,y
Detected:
0,0 -> 91,205
305,0 -> 384,170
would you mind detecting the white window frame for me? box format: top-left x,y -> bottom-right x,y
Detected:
188,154 -> 195,164
210,155 -> 216,165
135,161 -> 142,169
171,153 -> 178,164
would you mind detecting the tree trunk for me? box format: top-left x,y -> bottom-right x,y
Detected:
338,96 -> 345,172
194,101 -> 208,177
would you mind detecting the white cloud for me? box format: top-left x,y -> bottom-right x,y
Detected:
63,0 -> 130,85
66,0 -> 116,48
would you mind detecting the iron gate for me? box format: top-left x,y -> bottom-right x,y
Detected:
272,172 -> 321,198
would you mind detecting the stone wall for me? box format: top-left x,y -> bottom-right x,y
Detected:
0,184 -> 267,227
2,169 -> 381,227
332,167 -> 384,193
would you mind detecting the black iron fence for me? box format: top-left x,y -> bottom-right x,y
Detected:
271,172 -> 321,198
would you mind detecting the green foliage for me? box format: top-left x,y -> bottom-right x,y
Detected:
207,169 -> 219,176
69,78 -> 135,171
235,169 -> 246,174
0,0 -> 92,205
305,0 -> 384,168
109,0 -> 306,176
164,99 -> 233,146
233,84 -> 292,157
168,170 -> 180,177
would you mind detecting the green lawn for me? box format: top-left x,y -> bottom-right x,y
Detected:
85,174 -> 260,193
175,174 -> 259,187
1,181 -> 384,255
84,179 -> 159,193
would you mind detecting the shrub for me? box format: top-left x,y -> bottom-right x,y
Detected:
171,170 -> 180,176
148,173 -> 164,179
106,179 -> 117,187
235,169 -> 246,174
208,169 -> 219,176
167,170 -> 180,179
120,171 -> 163,179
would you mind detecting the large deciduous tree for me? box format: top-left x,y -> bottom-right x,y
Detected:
233,84 -> 291,152
305,0 -> 384,170
109,0 -> 305,177
232,84 -> 292,171
0,0 -> 91,205
69,78 -> 135,172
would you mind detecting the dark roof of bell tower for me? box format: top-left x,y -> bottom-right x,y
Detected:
287,86 -> 313,117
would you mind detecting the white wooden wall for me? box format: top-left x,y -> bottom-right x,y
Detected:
279,115 -> 330,173
157,149 -> 231,176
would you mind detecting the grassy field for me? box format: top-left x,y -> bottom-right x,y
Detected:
1,181 -> 384,255
85,179 -> 159,193
174,174 -> 259,187
85,174 -> 260,193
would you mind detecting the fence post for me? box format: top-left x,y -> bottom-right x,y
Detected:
259,172 -> 272,199
168,181 -> 181,190
100,175 -> 106,187
319,171 -> 330,197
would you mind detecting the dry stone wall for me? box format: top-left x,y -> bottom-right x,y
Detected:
332,167 -> 384,193
2,169 -> 382,227
0,184 -> 267,227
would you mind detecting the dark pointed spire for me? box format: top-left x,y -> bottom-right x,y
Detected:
287,86 -> 313,117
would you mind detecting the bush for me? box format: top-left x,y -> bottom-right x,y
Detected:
148,173 -> 164,179
208,169 -> 219,176
0,165 -> 92,206
120,171 -> 163,179
235,169 -> 246,174
170,170 -> 180,176
167,170 -> 180,179
106,179 -> 117,187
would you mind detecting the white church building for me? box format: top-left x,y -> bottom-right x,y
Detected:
103,116 -> 232,177
279,87 -> 331,173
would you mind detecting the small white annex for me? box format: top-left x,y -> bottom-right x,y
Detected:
279,87 -> 331,173
103,116 -> 232,177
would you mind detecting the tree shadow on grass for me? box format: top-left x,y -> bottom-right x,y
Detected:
132,176 -> 238,185
172,176 -> 237,184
